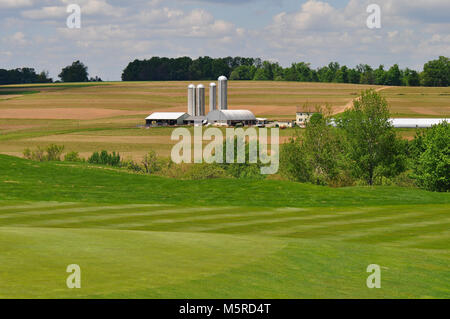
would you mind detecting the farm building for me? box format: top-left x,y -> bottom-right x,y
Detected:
145,75 -> 257,127
207,110 -> 257,126
296,111 -> 317,127
145,112 -> 189,126
390,118 -> 448,128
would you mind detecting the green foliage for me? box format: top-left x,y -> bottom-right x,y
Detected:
88,150 -> 121,167
141,150 -> 160,174
46,144 -> 65,161
219,137 -> 266,180
58,60 -> 89,83
280,106 -> 352,186
337,90 -> 407,185
411,121 -> 449,192
23,145 -> 65,162
280,138 -> 311,183
0,67 -> 52,85
64,151 -> 83,162
421,56 -> 449,87
184,163 -> 229,180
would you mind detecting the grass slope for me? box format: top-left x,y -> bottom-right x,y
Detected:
0,155 -> 449,298
0,155 -> 448,207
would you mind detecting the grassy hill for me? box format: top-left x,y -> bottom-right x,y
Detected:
0,155 -> 448,298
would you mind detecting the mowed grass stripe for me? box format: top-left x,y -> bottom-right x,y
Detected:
0,204 -> 176,226
39,207 -> 368,231
393,230 -> 450,248
17,207 -> 234,227
0,202 -> 76,212
341,219 -> 450,244
183,209 -> 440,235
0,203 -> 169,221
257,210 -> 445,237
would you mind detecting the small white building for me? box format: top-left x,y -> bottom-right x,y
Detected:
145,112 -> 189,126
296,111 -> 317,127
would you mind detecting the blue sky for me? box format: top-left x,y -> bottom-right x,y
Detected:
1,0 -> 449,80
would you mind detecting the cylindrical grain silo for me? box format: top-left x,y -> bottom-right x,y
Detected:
196,84 -> 205,116
188,84 -> 196,116
209,83 -> 217,112
218,75 -> 228,110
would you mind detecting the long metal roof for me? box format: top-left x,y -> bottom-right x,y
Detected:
207,110 -> 256,121
390,118 -> 448,128
145,112 -> 187,120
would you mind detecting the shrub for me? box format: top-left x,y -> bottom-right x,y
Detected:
46,144 -> 65,161
142,150 -> 160,174
122,159 -> 144,173
184,163 -> 229,180
411,121 -> 449,192
88,150 -> 121,167
64,151 -> 83,162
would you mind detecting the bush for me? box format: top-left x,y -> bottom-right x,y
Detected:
23,146 -> 52,162
64,151 -> 83,162
122,159 -> 144,173
184,163 -> 229,180
46,144 -> 65,161
88,150 -> 121,167
411,121 -> 449,192
142,150 -> 160,174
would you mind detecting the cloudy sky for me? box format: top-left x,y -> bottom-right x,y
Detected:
1,0 -> 449,80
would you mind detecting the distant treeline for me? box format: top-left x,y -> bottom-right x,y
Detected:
0,68 -> 53,85
122,56 -> 449,87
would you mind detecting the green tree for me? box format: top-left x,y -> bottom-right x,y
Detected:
386,64 -> 402,86
337,90 -> 407,185
422,56 -> 449,87
411,122 -> 449,192
374,65 -> 387,85
280,106 -> 349,186
58,61 -> 89,82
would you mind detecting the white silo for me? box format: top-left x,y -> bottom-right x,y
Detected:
188,84 -> 196,116
218,75 -> 228,110
196,84 -> 205,116
209,83 -> 217,112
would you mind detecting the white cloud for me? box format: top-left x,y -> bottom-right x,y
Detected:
22,0 -> 125,19
22,6 -> 66,19
0,0 -> 32,8
3,31 -> 28,46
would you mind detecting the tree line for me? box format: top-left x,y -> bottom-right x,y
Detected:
2,56 -> 448,86
0,61 -> 101,85
122,56 -> 449,87
0,68 -> 53,85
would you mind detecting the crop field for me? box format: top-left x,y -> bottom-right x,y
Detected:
0,155 -> 449,298
0,81 -> 448,160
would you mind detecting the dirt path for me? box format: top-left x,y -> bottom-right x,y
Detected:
333,86 -> 391,115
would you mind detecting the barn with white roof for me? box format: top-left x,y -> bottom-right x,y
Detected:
145,112 -> 189,126
207,110 -> 257,126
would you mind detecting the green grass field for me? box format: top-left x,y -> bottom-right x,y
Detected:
0,155 -> 449,298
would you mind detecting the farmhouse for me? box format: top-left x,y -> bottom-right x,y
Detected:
145,112 -> 189,127
296,111 -> 317,127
